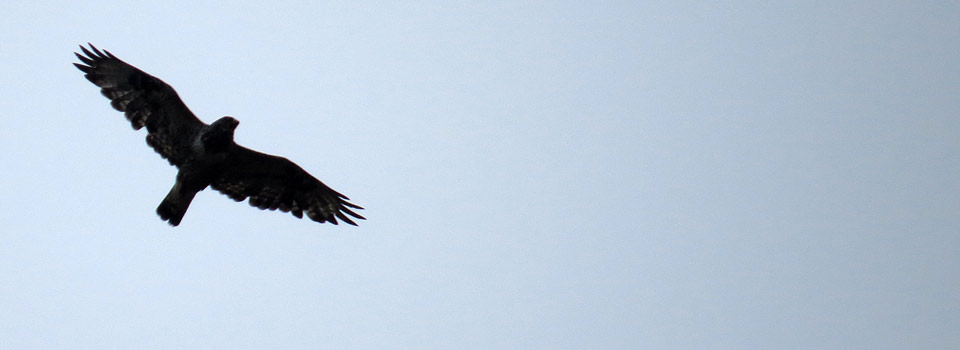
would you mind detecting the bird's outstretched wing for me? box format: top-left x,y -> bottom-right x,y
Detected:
211,146 -> 366,225
74,43 -> 205,167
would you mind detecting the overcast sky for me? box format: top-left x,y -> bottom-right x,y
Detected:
1,1 -> 958,349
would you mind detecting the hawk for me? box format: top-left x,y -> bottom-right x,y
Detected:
74,43 -> 365,227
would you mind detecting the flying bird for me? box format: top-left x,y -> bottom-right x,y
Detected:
74,43 -> 365,227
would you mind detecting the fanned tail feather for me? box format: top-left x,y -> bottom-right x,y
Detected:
156,181 -> 198,226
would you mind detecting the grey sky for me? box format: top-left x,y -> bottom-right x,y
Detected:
1,1 -> 958,349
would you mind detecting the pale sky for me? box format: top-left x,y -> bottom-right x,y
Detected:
1,1 -> 958,349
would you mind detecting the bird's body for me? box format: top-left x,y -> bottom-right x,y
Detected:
74,44 -> 364,226
155,117 -> 237,225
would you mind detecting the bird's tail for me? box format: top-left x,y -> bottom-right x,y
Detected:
156,180 -> 198,226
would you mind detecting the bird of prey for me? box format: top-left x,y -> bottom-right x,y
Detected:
74,43 -> 365,227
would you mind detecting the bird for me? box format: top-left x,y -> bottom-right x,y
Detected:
73,43 -> 365,227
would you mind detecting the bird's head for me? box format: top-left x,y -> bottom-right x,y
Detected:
210,116 -> 239,137
214,116 -> 240,130
202,116 -> 240,150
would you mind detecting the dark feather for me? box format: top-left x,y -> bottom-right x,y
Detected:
74,43 -> 205,166
211,146 -> 366,225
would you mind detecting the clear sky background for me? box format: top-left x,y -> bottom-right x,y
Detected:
1,1 -> 958,349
